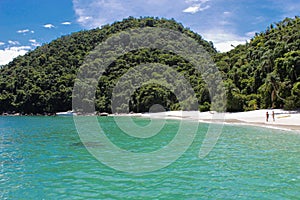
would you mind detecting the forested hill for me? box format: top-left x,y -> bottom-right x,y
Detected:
0,16 -> 299,114
0,17 -> 216,114
215,16 -> 300,111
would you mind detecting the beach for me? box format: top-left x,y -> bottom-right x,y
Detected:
2,109 -> 299,132
135,109 -> 300,132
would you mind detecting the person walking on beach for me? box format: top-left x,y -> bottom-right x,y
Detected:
266,112 -> 269,122
272,111 -> 275,122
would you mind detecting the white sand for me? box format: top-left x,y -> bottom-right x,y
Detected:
137,109 -> 300,132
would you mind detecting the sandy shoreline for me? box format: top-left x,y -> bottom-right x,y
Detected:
2,109 -> 299,132
132,109 -> 300,132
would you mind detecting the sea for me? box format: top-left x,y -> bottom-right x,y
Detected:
1,116 -> 299,199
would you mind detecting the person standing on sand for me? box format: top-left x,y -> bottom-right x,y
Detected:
272,111 -> 275,122
266,112 -> 269,122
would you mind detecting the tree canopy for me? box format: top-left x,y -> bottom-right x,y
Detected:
215,16 -> 300,111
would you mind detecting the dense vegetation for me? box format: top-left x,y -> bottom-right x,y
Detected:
215,16 -> 300,111
0,16 -> 299,114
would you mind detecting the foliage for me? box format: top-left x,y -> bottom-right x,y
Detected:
215,16 -> 300,110
0,17 -> 215,114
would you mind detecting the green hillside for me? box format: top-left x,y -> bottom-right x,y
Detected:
215,16 -> 300,111
0,17 -> 215,114
0,16 -> 299,114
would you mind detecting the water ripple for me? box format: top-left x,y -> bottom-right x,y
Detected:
0,117 -> 299,199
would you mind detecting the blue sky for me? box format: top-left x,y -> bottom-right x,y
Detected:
0,0 -> 299,65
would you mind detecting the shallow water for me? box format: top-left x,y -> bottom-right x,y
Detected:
0,116 -> 299,199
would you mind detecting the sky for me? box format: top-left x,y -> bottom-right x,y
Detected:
0,0 -> 299,66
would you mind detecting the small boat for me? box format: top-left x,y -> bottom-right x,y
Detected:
99,112 -> 109,116
56,110 -> 76,116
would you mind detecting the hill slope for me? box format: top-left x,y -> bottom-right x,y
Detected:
0,17 -> 216,114
215,16 -> 300,111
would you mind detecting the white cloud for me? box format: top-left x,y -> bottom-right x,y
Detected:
79,16 -> 92,23
202,30 -> 248,52
72,0 -> 187,28
183,5 -> 199,14
73,0 -> 126,27
17,29 -> 34,34
185,0 -> 209,3
78,15 -> 93,24
183,0 -> 210,14
0,42 -> 5,46
17,29 -> 30,33
29,39 -> 41,47
74,6 -> 93,26
0,46 -> 31,66
245,31 -> 257,38
223,11 -> 231,15
61,21 -> 72,25
43,24 -> 55,28
183,4 -> 210,13
213,40 -> 246,52
8,40 -> 20,45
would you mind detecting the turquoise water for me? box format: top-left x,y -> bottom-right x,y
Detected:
1,116 -> 300,199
